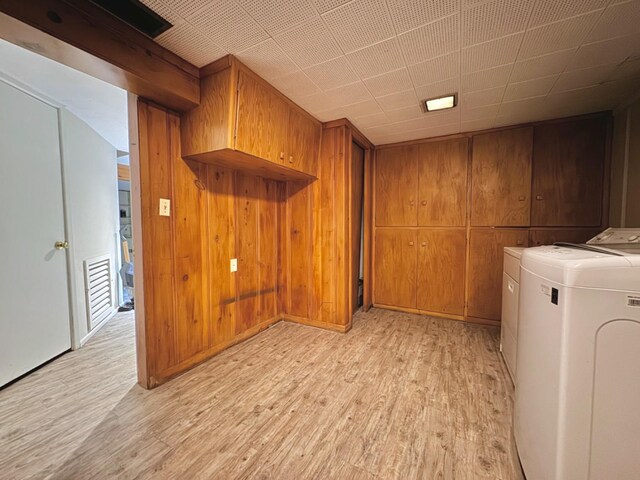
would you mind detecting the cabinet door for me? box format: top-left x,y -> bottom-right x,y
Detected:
287,107 -> 320,175
531,117 -> 606,226
471,127 -> 532,226
236,70 -> 289,164
375,146 -> 418,226
418,138 -> 468,226
529,228 -> 601,246
374,229 -> 417,308
467,228 -> 529,321
417,229 -> 466,315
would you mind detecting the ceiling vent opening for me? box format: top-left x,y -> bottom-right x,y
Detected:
89,0 -> 172,38
422,94 -> 458,112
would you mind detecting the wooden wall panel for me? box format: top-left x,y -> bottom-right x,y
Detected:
529,228 -> 601,246
351,143 -> 365,314
287,181 -> 311,318
471,127 -> 532,226
375,145 -> 418,226
374,229 -> 417,308
418,139 -> 468,226
136,99 -> 284,388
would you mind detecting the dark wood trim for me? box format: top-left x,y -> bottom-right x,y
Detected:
200,54 -> 233,78
376,110 -> 613,150
323,118 -> 374,150
0,0 -> 200,111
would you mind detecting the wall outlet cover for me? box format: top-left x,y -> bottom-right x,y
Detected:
159,198 -> 170,216
230,258 -> 238,272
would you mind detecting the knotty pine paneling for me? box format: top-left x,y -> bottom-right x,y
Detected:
136,100 -> 282,388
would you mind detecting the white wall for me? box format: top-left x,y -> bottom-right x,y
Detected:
59,109 -> 120,347
610,94 -> 640,228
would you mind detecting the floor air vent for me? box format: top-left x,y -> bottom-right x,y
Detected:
84,254 -> 116,330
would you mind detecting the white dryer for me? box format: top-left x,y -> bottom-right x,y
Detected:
514,228 -> 640,480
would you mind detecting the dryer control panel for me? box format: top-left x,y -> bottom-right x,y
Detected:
588,228 -> 640,245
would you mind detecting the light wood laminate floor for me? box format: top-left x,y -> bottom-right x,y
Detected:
0,309 -> 523,479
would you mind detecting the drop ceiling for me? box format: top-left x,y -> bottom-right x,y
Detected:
143,0 -> 640,145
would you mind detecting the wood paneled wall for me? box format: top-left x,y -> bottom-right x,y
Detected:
135,99 -> 283,387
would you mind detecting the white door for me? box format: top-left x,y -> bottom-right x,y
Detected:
0,80 -> 71,387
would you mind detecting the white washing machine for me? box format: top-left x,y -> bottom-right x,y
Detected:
514,228 -> 640,480
500,246 -> 524,384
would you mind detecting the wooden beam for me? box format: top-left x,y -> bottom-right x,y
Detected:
0,0 -> 200,111
323,118 -> 374,150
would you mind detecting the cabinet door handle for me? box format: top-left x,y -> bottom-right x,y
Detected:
409,201 -> 415,206
421,242 -> 427,247
535,195 -> 543,200
409,241 -> 414,246
279,151 -> 285,160
289,156 -> 294,164
421,200 -> 427,206
519,195 -> 526,201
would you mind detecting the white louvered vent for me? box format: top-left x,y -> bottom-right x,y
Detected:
84,254 -> 116,330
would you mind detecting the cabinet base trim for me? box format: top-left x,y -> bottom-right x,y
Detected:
373,304 -> 500,327
282,314 -> 351,333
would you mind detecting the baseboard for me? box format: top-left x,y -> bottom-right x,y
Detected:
149,316 -> 282,388
282,314 -> 351,333
78,308 -> 117,348
373,304 -> 500,327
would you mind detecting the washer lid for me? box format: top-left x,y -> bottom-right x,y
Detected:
521,245 -> 639,290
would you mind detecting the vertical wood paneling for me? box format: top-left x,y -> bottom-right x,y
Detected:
206,166 -> 236,346
288,181 -> 311,318
375,145 -> 418,226
259,179 -> 278,321
235,172 -> 261,333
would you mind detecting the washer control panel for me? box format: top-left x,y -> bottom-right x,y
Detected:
588,228 -> 640,245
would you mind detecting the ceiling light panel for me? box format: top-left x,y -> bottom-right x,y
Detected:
462,0 -> 533,46
322,0 -> 395,53
424,94 -> 457,111
397,14 -> 459,65
386,0 -> 459,34
273,17 -> 342,69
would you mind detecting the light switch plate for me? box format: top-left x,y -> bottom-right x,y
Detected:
230,258 -> 238,272
159,198 -> 170,217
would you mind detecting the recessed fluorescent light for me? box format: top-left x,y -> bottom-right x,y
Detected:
423,94 -> 457,112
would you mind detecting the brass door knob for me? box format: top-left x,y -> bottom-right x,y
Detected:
55,241 -> 69,250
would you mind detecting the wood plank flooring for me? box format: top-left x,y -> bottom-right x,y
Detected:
0,309 -> 523,479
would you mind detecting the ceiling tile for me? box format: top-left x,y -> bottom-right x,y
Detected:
236,39 -> 299,80
270,70 -> 321,99
397,14 -> 459,65
589,0 -> 640,42
385,104 -> 424,122
608,58 -> 640,81
461,85 -> 505,108
529,0 -> 608,28
460,103 -> 500,121
303,56 -> 360,90
161,0 -> 211,19
462,33 -> 523,73
156,23 -> 226,67
461,118 -> 495,132
294,91 -> 331,112
340,98 -> 384,117
325,81 -> 373,105
322,0 -> 395,53
462,64 -> 512,92
311,0 -> 351,14
363,68 -> 414,97
510,49 -> 575,82
408,52 -> 460,87
387,0 -> 459,34
462,0 -> 533,46
352,111 -> 390,128
238,0 -> 318,36
503,75 -> 558,101
518,11 -> 600,59
551,64 -> 617,93
569,34 -> 640,70
273,17 -> 342,69
346,38 -> 406,78
188,0 -> 269,53
414,78 -> 459,101
376,89 -> 419,112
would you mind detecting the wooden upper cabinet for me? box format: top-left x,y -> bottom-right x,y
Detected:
531,117 -> 607,227
287,106 -> 321,176
467,228 -> 529,321
375,146 -> 418,226
374,229 -> 417,308
471,127 -> 533,227
416,229 -> 466,315
418,139 -> 468,227
180,56 -> 320,180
